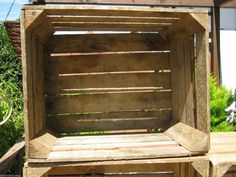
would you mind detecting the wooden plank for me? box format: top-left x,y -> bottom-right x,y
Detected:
211,7 -> 221,86
49,174 -> 174,177
45,72 -> 171,95
46,52 -> 170,74
184,38 -> 195,128
49,33 -> 169,54
47,117 -> 171,132
56,133 -> 172,144
44,6 -> 188,18
195,14 -> 210,135
160,13 -> 206,41
48,15 -> 179,23
29,131 -> 57,159
0,141 -> 25,174
164,122 -> 208,152
32,0 -> 214,7
52,22 -> 169,32
46,91 -> 172,114
52,141 -> 178,151
47,146 -> 190,162
47,110 -> 172,132
48,163 -> 177,175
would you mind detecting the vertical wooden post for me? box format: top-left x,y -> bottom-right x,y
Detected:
211,6 -> 221,85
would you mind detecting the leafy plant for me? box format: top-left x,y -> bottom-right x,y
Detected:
0,21 -> 24,157
210,74 -> 235,132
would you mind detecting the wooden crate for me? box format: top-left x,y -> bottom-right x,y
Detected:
24,156 -> 209,177
21,5 -> 210,173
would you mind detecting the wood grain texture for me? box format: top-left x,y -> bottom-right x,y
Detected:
32,0 -> 214,6
47,133 -> 191,162
46,91 -> 172,114
49,33 -> 169,54
164,122 -> 208,153
46,52 -> 170,74
48,15 -> 179,23
47,109 -> 172,132
195,14 -> 210,135
45,72 -> 171,95
169,37 -> 195,127
52,22 -> 168,32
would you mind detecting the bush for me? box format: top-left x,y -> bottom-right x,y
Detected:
210,74 -> 236,132
0,21 -> 24,157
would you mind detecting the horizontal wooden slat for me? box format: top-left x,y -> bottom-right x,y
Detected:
33,0 -> 214,7
45,7 -> 187,18
47,110 -> 172,132
48,15 -> 179,23
46,91 -> 172,113
47,116 -> 171,132
52,140 -> 178,151
48,163 -> 177,176
49,33 -> 169,53
52,22 -> 169,32
57,133 -> 172,144
46,53 -> 170,74
49,174 -> 174,177
48,146 -> 190,162
45,72 -> 171,95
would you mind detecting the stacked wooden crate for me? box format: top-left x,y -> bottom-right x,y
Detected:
21,5 -> 210,177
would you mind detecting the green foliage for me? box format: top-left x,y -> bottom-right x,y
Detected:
210,75 -> 235,132
0,21 -> 24,157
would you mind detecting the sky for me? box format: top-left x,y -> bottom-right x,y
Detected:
0,0 -> 29,21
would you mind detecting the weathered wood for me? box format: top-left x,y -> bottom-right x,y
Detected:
195,14 -> 210,135
52,22 -> 168,32
31,0 -> 214,7
47,109 -> 171,132
48,15 -> 179,23
45,72 -> 171,95
46,52 -> 170,74
160,13 -> 206,41
0,141 -> 25,174
48,163 -> 178,175
49,33 -> 169,54
164,123 -> 208,153
23,164 -> 51,177
169,37 -> 195,127
47,117 -> 171,132
29,131 -> 57,159
47,133 -> 191,162
46,91 -> 172,114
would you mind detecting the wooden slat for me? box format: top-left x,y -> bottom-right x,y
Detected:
47,134 -> 190,162
49,33 -> 169,54
48,15 -> 179,23
32,0 -> 214,7
44,7 -> 187,18
47,110 -> 172,132
49,174 -> 174,177
52,22 -> 169,32
195,14 -> 210,134
46,53 -> 170,74
57,133 -> 172,144
47,117 -> 171,132
52,141 -> 178,151
48,145 -> 190,162
45,72 -> 171,95
48,163 -> 178,175
46,91 -> 172,113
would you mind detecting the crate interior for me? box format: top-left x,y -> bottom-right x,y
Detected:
22,6 -> 209,160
